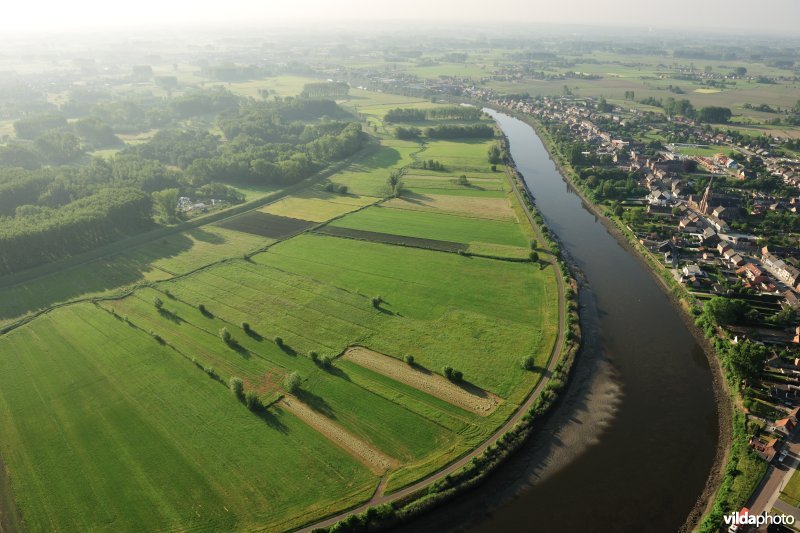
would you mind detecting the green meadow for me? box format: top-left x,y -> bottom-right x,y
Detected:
0,304 -> 376,532
329,205 -> 529,247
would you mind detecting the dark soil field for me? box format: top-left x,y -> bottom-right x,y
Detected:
215,212 -> 315,239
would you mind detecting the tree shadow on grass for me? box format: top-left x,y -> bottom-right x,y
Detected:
244,328 -> 263,341
457,380 -> 491,399
295,389 -> 336,419
320,363 -> 351,382
278,344 -> 297,356
375,305 -> 395,316
186,227 -> 227,245
396,190 -> 433,206
257,406 -> 289,434
228,340 -> 251,360
157,308 -> 184,324
408,362 -> 432,376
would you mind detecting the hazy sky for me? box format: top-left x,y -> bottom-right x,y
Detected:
3,0 -> 799,34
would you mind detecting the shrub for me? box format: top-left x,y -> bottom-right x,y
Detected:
149,330 -> 163,343
405,354 -> 415,365
153,297 -> 163,309
320,355 -> 333,368
219,327 -> 232,344
274,336 -> 284,347
442,365 -> 454,380
522,355 -> 536,371
529,251 -> 539,262
229,377 -> 244,398
530,239 -> 538,250
205,366 -> 217,379
337,184 -> 348,194
198,303 -> 206,313
309,351 -> 320,363
371,296 -> 382,309
241,321 -> 250,332
163,288 -> 172,298
284,371 -> 301,393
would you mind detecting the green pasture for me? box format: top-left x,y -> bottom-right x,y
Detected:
0,304 -> 377,532
254,233 -> 557,397
329,205 -> 528,247
328,141 -> 420,196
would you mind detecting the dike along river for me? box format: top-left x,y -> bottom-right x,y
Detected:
397,111 -> 721,533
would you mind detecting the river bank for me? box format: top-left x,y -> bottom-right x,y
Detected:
496,107 -> 734,530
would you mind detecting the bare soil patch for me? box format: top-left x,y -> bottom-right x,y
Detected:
343,346 -> 501,416
280,396 -> 396,475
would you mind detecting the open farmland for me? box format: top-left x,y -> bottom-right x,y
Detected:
0,304 -> 377,532
0,76 -> 560,530
254,233 -> 557,397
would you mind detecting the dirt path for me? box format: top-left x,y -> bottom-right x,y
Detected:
297,163 -> 568,532
280,397 -> 397,475
343,346 -> 501,415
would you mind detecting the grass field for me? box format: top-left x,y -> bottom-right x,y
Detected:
0,86 -> 560,531
0,225 -> 273,327
254,234 -> 557,397
329,205 -> 528,247
384,193 -> 518,221
0,223 -> 556,528
780,470 -> 800,508
328,140 -> 420,196
673,145 -> 726,158
0,304 -> 377,532
260,189 -> 376,222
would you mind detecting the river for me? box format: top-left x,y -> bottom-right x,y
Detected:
397,110 -> 721,532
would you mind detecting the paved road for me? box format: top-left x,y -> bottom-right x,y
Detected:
297,166 -> 569,532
